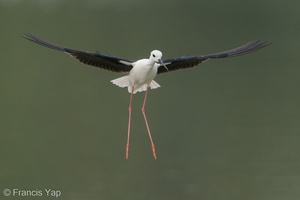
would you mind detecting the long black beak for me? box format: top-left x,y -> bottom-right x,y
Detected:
158,59 -> 169,71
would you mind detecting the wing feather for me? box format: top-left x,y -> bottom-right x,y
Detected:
22,33 -> 133,73
158,40 -> 270,74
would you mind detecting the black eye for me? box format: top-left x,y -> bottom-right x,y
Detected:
152,54 -> 155,57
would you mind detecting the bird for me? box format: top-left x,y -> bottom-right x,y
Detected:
22,33 -> 270,159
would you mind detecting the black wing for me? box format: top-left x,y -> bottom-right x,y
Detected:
158,40 -> 270,74
22,33 -> 133,73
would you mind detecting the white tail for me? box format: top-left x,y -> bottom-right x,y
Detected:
111,75 -> 160,94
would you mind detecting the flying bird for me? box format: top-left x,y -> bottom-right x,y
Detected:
22,33 -> 270,159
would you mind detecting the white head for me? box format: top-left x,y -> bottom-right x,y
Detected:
150,50 -> 163,62
150,50 -> 169,71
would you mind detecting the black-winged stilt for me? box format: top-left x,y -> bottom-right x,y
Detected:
22,33 -> 270,159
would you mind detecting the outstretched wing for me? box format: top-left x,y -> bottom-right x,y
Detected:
158,40 -> 270,74
22,33 -> 133,73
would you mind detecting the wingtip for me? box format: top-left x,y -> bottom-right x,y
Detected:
21,32 -> 33,42
21,32 -> 36,41
21,32 -> 32,38
252,40 -> 272,47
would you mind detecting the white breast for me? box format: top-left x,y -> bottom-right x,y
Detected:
110,58 -> 161,94
129,59 -> 158,87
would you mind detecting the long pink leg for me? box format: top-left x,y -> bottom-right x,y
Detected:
142,88 -> 157,159
126,87 -> 134,159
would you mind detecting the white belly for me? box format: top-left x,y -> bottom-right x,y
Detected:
129,59 -> 158,88
110,59 -> 161,94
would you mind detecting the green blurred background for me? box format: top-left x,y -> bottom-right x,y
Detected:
1,0 -> 299,199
